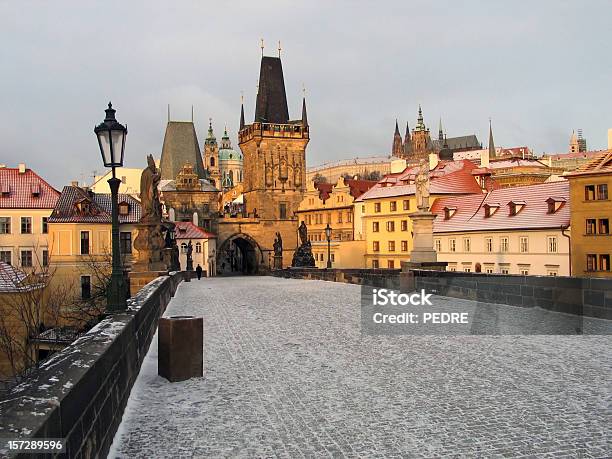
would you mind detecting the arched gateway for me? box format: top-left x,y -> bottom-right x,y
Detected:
217,233 -> 263,275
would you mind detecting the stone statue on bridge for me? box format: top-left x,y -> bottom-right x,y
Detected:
298,221 -> 308,246
140,154 -> 162,223
415,160 -> 430,211
273,232 -> 283,269
292,222 -> 315,268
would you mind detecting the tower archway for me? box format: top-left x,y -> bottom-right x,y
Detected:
216,233 -> 263,275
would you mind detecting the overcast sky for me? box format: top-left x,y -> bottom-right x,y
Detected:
1,1 -> 610,188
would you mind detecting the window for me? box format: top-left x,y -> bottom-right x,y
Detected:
210,157 -> 215,167
403,200 -> 410,211
390,201 -> 397,212
81,276 -> 91,299
547,270 -> 558,276
519,266 -> 530,275
463,238 -> 471,252
586,254 -> 597,271
347,212 -> 352,223
21,250 -> 33,267
585,185 -> 595,201
337,213 -> 342,223
547,236 -> 558,253
500,267 -> 510,274
279,203 -> 287,219
42,249 -> 48,267
388,241 -> 395,252
374,202 -> 381,213
372,222 -> 379,232
485,237 -> 493,253
599,219 -> 609,234
331,253 -> 335,262
181,242 -> 188,253
519,236 -> 529,253
42,217 -> 48,234
401,241 -> 408,252
485,267 -> 494,274
0,250 -> 11,264
586,219 -> 596,235
449,239 -> 456,252
401,220 -> 408,231
600,254 -> 610,271
21,217 -> 32,234
327,213 -> 332,224
372,259 -> 379,268
120,232 -> 132,254
119,202 -> 130,216
434,239 -> 441,252
386,221 -> 395,232
0,217 -> 10,234
373,241 -> 380,252
387,260 -> 395,269
500,237 -> 509,252
195,242 -> 202,253
80,231 -> 90,255
464,267 -> 471,273
597,184 -> 608,200
361,205 -> 365,213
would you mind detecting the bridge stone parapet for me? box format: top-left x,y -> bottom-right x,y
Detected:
273,267 -> 401,290
0,271 -> 190,459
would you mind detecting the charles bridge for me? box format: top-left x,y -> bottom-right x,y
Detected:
0,270 -> 610,457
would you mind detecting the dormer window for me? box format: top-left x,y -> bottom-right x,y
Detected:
483,203 -> 500,218
508,200 -> 526,216
31,184 -> 41,197
1,183 -> 10,196
443,206 -> 457,220
546,197 -> 566,214
118,201 -> 130,216
76,199 -> 92,214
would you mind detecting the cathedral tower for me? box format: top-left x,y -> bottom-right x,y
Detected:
239,55 -> 309,220
392,120 -> 403,157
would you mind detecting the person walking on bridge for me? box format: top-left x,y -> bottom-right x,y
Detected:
196,264 -> 203,280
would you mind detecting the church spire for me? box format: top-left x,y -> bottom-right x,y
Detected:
488,118 -> 496,159
438,117 -> 443,141
254,55 -> 289,123
392,119 -> 403,157
302,96 -> 308,126
240,94 -> 245,130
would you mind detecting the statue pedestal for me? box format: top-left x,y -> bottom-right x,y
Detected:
273,255 -> 283,270
133,222 -> 167,273
408,210 -> 438,263
292,241 -> 316,267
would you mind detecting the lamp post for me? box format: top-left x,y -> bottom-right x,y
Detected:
325,223 -> 332,269
94,102 -> 128,313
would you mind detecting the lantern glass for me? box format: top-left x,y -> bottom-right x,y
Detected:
95,102 -> 127,168
97,129 -> 112,166
325,224 -> 332,240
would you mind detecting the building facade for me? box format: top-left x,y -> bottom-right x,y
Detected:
566,151 -> 612,277
0,164 -> 60,271
431,181 -> 571,276
355,160 -> 484,268
174,221 -> 216,276
296,176 -> 376,268
218,128 -> 243,191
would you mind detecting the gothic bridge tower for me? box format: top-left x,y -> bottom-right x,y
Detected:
216,52 -> 309,274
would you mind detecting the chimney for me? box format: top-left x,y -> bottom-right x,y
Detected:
428,153 -> 439,171
18,163 -> 26,174
390,158 -> 407,174
71,180 -> 79,187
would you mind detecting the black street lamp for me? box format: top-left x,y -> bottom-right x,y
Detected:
94,102 -> 128,313
325,223 -> 332,269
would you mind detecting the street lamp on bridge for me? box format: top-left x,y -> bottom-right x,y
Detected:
94,102 -> 128,313
325,223 -> 332,269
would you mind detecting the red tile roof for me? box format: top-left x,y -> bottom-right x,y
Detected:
48,186 -> 141,224
174,221 -> 216,239
545,149 -> 606,161
345,179 -> 377,199
431,180 -> 570,233
314,182 -> 333,202
566,150 -> 612,176
356,160 -> 483,201
0,167 -> 60,209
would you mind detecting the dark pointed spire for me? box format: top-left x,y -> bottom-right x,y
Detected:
438,117 -> 443,141
302,97 -> 308,126
392,119 -> 403,157
394,119 -> 400,135
488,118 -> 496,158
240,101 -> 245,130
254,56 -> 289,123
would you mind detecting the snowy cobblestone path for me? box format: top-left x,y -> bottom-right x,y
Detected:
110,276 -> 611,458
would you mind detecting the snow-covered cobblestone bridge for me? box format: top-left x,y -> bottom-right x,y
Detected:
111,276 -> 611,457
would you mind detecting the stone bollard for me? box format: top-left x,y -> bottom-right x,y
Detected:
158,316 -> 203,382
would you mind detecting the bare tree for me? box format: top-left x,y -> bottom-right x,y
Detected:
313,173 -> 328,185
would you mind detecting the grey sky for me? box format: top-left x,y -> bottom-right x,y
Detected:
1,1 -> 610,188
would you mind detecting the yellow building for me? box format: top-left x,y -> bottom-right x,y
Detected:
355,160 -> 484,269
296,176 -> 376,268
566,151 -> 612,277
48,185 -> 141,304
0,164 -> 60,271
91,166 -> 147,196
431,181 -> 571,276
